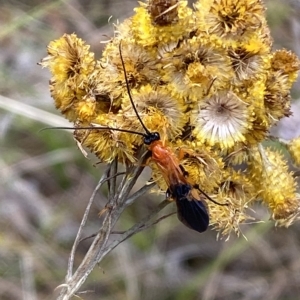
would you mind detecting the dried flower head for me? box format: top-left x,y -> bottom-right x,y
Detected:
194,0 -> 265,40
249,146 -> 299,223
264,70 -> 292,123
228,40 -> 269,82
147,0 -> 180,25
179,143 -> 225,192
40,34 -> 96,121
74,114 -> 138,163
120,84 -> 187,140
131,0 -> 194,46
161,37 -> 233,101
288,137 -> 300,166
271,49 -> 300,85
191,91 -> 252,149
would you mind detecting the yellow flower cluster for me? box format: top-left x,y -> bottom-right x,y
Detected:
288,137 -> 300,166
40,0 -> 300,236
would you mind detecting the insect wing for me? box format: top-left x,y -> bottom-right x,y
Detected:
176,196 -> 209,233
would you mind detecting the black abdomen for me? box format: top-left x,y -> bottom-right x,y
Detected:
169,183 -> 209,233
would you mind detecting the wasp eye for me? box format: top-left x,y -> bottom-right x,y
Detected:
153,132 -> 160,140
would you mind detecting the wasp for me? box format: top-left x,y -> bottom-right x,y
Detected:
116,43 -> 228,232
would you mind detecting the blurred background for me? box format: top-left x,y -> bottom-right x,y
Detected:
1,0 -> 300,299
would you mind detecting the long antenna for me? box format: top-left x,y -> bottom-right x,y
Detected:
118,42 -> 151,136
39,126 -> 146,137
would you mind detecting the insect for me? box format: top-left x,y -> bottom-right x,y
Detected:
117,42 -> 217,232
48,42 -> 226,233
